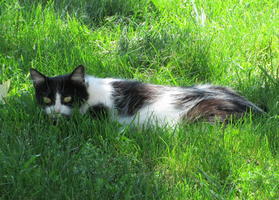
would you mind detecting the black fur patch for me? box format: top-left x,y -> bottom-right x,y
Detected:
176,91 -> 205,105
209,86 -> 245,99
89,104 -> 109,119
112,80 -> 157,116
174,88 -> 214,108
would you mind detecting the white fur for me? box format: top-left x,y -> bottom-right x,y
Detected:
80,76 -> 115,113
118,92 -> 180,126
45,93 -> 72,116
81,76 -> 189,127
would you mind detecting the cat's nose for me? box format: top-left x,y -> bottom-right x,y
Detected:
55,108 -> 61,113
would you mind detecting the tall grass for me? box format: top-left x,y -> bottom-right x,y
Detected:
0,0 -> 278,199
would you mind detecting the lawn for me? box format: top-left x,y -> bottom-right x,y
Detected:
0,0 -> 278,199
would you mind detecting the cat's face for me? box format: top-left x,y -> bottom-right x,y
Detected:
30,65 -> 88,117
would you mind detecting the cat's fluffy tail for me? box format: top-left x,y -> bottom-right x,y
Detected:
184,98 -> 264,122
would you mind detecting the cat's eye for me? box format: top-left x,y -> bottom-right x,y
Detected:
43,97 -> 51,104
63,96 -> 72,103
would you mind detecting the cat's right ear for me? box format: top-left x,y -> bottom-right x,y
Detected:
30,68 -> 46,85
70,65 -> 85,83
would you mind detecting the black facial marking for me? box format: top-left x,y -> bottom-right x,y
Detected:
112,80 -> 157,116
30,67 -> 89,109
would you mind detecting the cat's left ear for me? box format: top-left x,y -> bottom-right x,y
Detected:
30,68 -> 46,85
70,65 -> 85,83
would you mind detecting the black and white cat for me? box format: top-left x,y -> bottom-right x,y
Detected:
30,65 -> 263,126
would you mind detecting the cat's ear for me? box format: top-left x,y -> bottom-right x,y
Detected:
70,65 -> 85,83
30,68 -> 46,85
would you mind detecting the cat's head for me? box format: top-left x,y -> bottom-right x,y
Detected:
30,65 -> 88,117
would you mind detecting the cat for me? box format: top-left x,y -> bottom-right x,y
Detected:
30,65 -> 263,126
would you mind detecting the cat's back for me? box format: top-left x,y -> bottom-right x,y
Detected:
84,76 -> 263,124
112,82 -> 263,124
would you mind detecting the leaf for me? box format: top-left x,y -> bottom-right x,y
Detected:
0,80 -> 11,104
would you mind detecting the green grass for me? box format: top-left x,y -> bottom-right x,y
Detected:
0,0 -> 278,199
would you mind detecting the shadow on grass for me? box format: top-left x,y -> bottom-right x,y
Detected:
19,0 -> 156,26
117,24 -> 212,82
